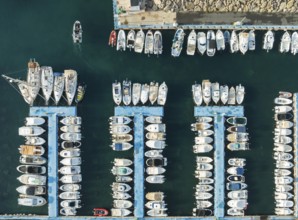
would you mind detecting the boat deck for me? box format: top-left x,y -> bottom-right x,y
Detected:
293,94 -> 298,218
195,106 -> 244,218
29,107 -> 77,218
114,106 -> 164,218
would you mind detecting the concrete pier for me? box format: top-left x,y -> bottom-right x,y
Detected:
114,106 -> 164,218
194,106 -> 244,218
293,94 -> 298,218
29,107 -> 77,218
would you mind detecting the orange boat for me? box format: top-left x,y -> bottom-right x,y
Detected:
93,208 -> 108,216
109,30 -> 117,47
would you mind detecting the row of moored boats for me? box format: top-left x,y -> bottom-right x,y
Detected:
273,91 -> 295,216
112,80 -> 168,106
192,80 -> 245,106
226,117 -> 249,151
2,59 -> 85,106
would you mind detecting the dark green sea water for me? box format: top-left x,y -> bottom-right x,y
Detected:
0,0 -> 298,217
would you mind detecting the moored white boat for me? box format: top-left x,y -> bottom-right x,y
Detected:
157,82 -> 168,105
206,30 -> 216,57
27,59 -> 41,104
111,208 -> 131,217
195,136 -> 213,144
59,166 -> 81,175
60,184 -> 81,192
60,157 -> 82,166
113,200 -> 133,209
25,117 -> 45,126
216,30 -> 225,51
230,31 -> 239,53
238,32 -> 249,55
263,30 -> 274,52
228,86 -> 236,105
146,140 -> 166,149
17,174 -> 46,185
18,195 -> 46,207
220,85 -> 229,105
111,182 -> 131,192
111,142 -> 133,151
59,191 -> 81,200
193,144 -> 213,153
53,72 -> 65,105
197,32 -> 206,55
112,81 -> 122,105
19,126 -> 45,136
146,116 -> 162,124
236,84 -> 245,104
116,29 -> 126,51
211,82 -> 220,104
279,31 -> 291,53
140,83 -> 150,104
146,167 -> 166,175
132,83 -> 141,105
144,30 -> 154,55
134,29 -> 145,53
19,155 -> 46,165
202,80 -> 211,105
187,30 -> 196,55
149,82 -> 159,105
248,30 -> 256,51
16,185 -> 46,196
64,69 -> 77,106
122,79 -> 131,106
109,116 -> 131,125
112,134 -> 133,143
146,175 -> 165,184
274,97 -> 292,105
228,158 -> 246,167
60,174 -> 82,183
126,30 -> 135,50
40,66 -> 54,105
61,116 -> 82,125
153,31 -> 163,55
144,150 -> 163,158
171,28 -> 185,57
110,124 -> 131,134
291,31 -> 298,55
114,158 -> 133,166
60,133 -> 81,142
192,83 -> 203,106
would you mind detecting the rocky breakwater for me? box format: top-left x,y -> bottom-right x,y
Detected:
147,0 -> 298,13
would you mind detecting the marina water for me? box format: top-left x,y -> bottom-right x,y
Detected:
1,0 -> 298,216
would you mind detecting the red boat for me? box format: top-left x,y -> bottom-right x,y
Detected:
93,208 -> 109,216
109,30 -> 117,47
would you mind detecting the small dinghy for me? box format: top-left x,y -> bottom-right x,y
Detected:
60,174 -> 82,183
60,184 -> 81,192
111,182 -> 131,192
16,185 -> 46,196
145,150 -> 163,158
17,165 -> 46,174
113,199 -> 133,209
60,148 -> 81,158
19,155 -> 46,165
146,116 -> 162,124
146,140 -> 166,149
59,191 -> 81,200
25,137 -> 46,146
59,166 -> 81,175
193,144 -> 213,153
113,158 -> 133,166
146,175 -> 165,184
60,157 -> 81,166
111,142 -> 133,151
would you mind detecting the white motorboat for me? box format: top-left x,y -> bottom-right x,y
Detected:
226,182 -> 247,190
61,125 -> 81,133
146,132 -> 166,141
197,129 -> 214,137
274,135 -> 292,144
40,66 -> 54,105
197,177 -> 214,185
122,79 -> 131,106
275,192 -> 294,200
111,142 -> 133,151
146,158 -> 167,167
236,84 -> 245,104
115,176 -> 133,182
192,83 -> 203,106
114,158 -> 133,166
59,191 -> 81,200
227,167 -> 245,175
146,140 -> 166,149
248,30 -> 256,51
202,79 -> 211,105
146,175 -> 165,184
291,31 -> 298,55
27,59 -> 41,104
153,31 -> 163,55
60,174 -> 82,183
110,124 -> 131,134
196,116 -> 213,123
146,167 -> 166,175
197,32 -> 206,55
230,31 -> 239,53
145,200 -> 167,209
132,83 -> 141,105
273,152 -> 293,161
60,184 -> 81,192
276,184 -> 293,192
144,30 -> 154,55
18,195 -> 46,207
61,200 -> 81,208
275,169 -> 291,177
59,166 -> 81,175
196,163 -> 213,171
157,82 -> 168,106
53,72 -> 65,105
276,120 -> 293,129
220,85 -> 229,105
109,116 -> 131,125
17,174 -> 46,185
279,91 -> 292,98
147,209 -> 167,217
60,207 -> 77,216
16,185 -> 46,196
144,150 -> 163,158
228,190 -> 248,199
276,200 -> 294,208
263,30 -> 274,52
113,191 -> 131,200
206,30 -> 216,57
193,144 -> 213,153
227,117 -> 247,126
111,166 -> 133,176
195,184 -> 213,192
228,158 -> 246,167
146,192 -> 165,201
25,117 -> 45,126
228,86 -> 236,105
112,134 -> 133,143
211,82 -> 220,104
273,143 -> 292,152
239,32 -> 249,55
275,176 -> 293,185
146,124 -> 166,133
196,201 -> 212,208
171,28 -> 185,57
114,200 -> 133,209
146,116 -> 162,124
275,208 -> 293,215
62,141 -> 81,149
227,132 -> 249,142
111,182 -> 131,192
72,20 -> 82,43
64,69 -> 77,106
224,30 -> 231,45
194,170 -> 212,178
276,160 -> 294,169
216,30 -> 225,51
17,165 -> 46,175
227,199 -> 248,209
279,31 -> 291,53
274,106 -> 292,114
61,116 -> 82,125
274,128 -> 292,136
274,97 -> 292,105
60,133 -> 82,141
196,156 -> 213,163
195,192 -> 213,200
134,29 -> 145,53
60,157 -> 82,166
187,30 -> 196,55
111,208 -> 131,217
112,81 -> 122,105
126,30 -> 135,50
227,208 -> 244,216
140,83 -> 150,104
19,155 -> 46,165
149,82 -> 159,105
19,126 -> 45,136
195,136 -> 213,144
116,29 -> 126,51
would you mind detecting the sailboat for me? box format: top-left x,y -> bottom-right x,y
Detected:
187,30 -> 196,55
171,28 -> 185,57
144,30 -> 154,55
27,59 -> 41,104
230,31 -> 239,53
53,72 -> 65,105
291,31 -> 298,55
263,30 -> 274,52
216,30 -> 225,51
197,32 -> 206,55
64,69 -> 78,106
206,30 -> 216,57
149,82 -> 159,105
248,30 -> 255,51
116,29 -> 126,51
126,30 -> 135,51
279,31 -> 291,53
153,31 -> 163,55
41,66 -> 54,105
239,32 -> 249,55
134,29 -> 145,53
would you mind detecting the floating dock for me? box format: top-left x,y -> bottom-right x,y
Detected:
29,107 -> 77,218
115,106 -> 164,218
195,106 -> 244,218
